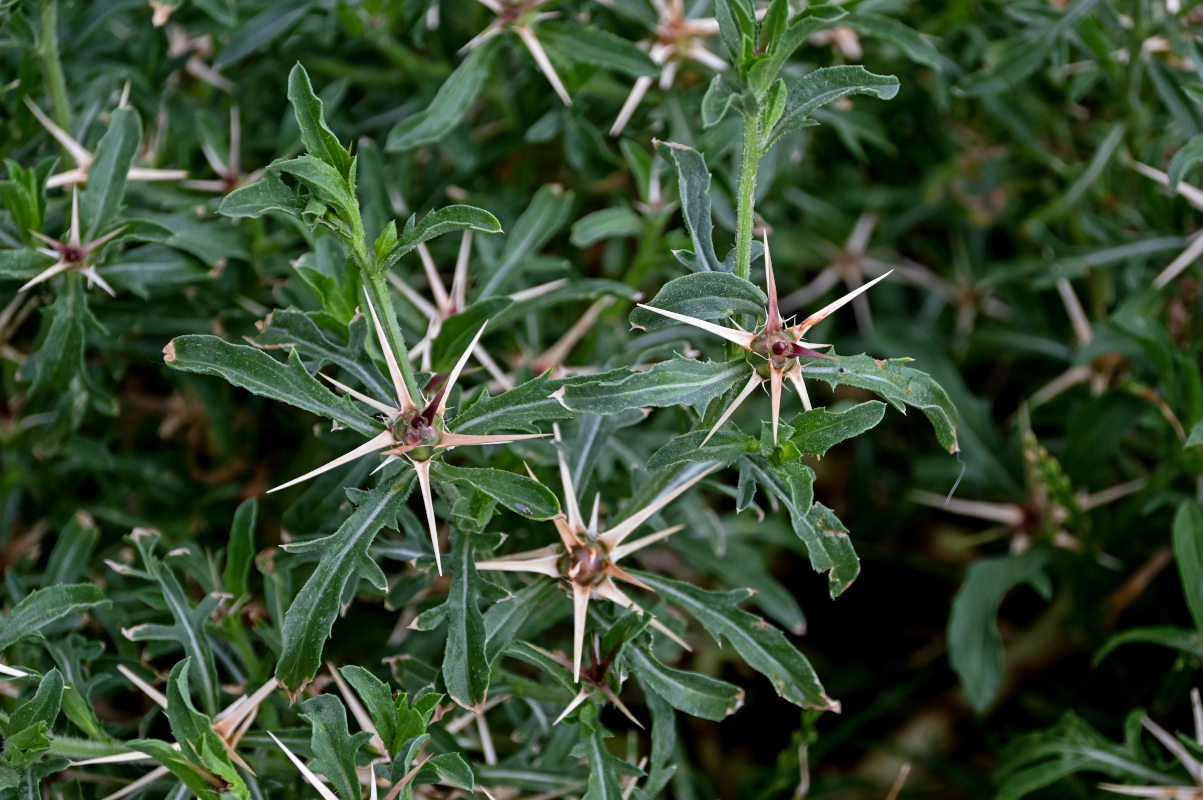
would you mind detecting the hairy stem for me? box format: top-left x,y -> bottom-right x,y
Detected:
734,109 -> 761,283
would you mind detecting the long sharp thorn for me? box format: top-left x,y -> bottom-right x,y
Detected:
699,370 -> 761,447
572,583 -> 590,683
764,232 -> 782,331
588,492 -> 601,537
598,463 -> 717,550
791,270 -> 892,337
24,97 -> 92,168
412,460 -> 442,575
770,366 -> 783,445
554,423 -> 584,533
437,321 -> 488,418
635,303 -> 755,349
363,291 -> 416,411
600,684 -> 644,729
69,187 -> 81,246
603,563 -> 653,591
786,368 -> 813,411
610,75 -> 653,137
475,552 -> 561,576
610,524 -> 684,562
553,516 -> 584,549
649,616 -> 692,651
553,689 -> 589,725
417,243 -> 450,312
386,271 -> 439,320
320,373 -> 397,416
19,260 -> 71,293
517,26 -> 573,106
370,454 -> 400,475
436,431 -> 549,449
267,430 -> 393,494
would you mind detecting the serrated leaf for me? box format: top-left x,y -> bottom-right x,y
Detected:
803,352 -> 959,453
276,478 -> 411,694
560,356 -> 748,415
387,43 -> 496,152
636,572 -> 838,711
443,536 -> 489,710
630,272 -> 767,331
382,205 -> 502,272
0,584 -> 108,652
163,660 -> 247,799
1172,502 -> 1203,636
165,335 -> 380,437
79,106 -> 140,239
450,373 -> 572,435
288,63 -> 350,175
256,310 -> 392,403
572,706 -> 642,800
219,170 -> 305,219
274,154 -> 358,221
625,646 -> 743,721
948,551 -> 1052,713
787,401 -> 886,456
302,694 -> 371,800
646,429 -> 758,471
657,143 -> 723,272
748,6 -> 846,96
338,666 -> 397,756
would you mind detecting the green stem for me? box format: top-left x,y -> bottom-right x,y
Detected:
734,109 -> 762,283
37,0 -> 71,131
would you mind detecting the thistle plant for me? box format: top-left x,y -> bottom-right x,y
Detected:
12,1 -> 1203,798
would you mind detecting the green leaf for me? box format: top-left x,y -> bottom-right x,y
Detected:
657,142 -> 723,272
126,738 -> 224,799
429,298 -> 512,374
646,429 -> 758,471
288,63 -> 351,175
450,373 -> 572,435
570,207 -> 643,247
484,580 -> 559,662
478,185 -> 572,298
276,478 -> 411,694
273,154 -> 358,222
770,66 -> 899,146
256,310 -> 392,402
701,73 -> 740,128
1188,421 -> 1203,449
0,248 -> 54,280
630,272 -> 767,331
636,572 -> 839,711
432,463 -> 561,520
0,584 -> 108,652
216,3 -> 312,67
787,401 -> 886,456
79,107 -> 140,239
1172,502 -> 1203,636
26,275 -> 90,393
224,498 -> 256,598
218,170 -> 305,219
1094,625 -> 1203,664
803,352 -> 959,453
302,694 -> 371,800
382,205 -> 503,273
1169,133 -> 1203,189
338,666 -> 397,756
386,43 -> 496,152
539,21 -> 659,77
845,15 -> 942,71
948,551 -> 1052,713
421,753 -> 475,791
572,706 -> 642,800
43,513 -> 99,586
749,6 -> 846,97
162,660 -> 248,799
625,646 -> 743,721
443,536 -> 489,710
164,335 -> 381,437
2,669 -> 63,767
560,357 -> 748,416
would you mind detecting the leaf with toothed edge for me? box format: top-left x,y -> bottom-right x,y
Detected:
275,477 -> 411,695
452,373 -> 573,435
381,205 -> 503,273
787,401 -> 887,456
656,142 -> 724,273
301,694 -> 373,800
443,535 -> 490,710
646,429 -> 758,471
572,705 -> 643,800
625,645 -> 744,721
635,571 -> 839,712
0,584 -> 108,653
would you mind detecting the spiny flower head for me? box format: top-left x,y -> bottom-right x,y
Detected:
637,233 -> 891,446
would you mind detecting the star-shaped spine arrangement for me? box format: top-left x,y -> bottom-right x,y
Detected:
267,290 -> 547,575
638,234 -> 892,445
477,428 -> 717,682
22,188 -> 125,296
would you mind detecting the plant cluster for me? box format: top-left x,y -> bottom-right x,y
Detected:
1,1 -> 1201,799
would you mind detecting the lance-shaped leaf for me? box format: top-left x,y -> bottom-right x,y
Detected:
631,682 -> 677,800
337,666 -> 397,755
2,668 -> 63,767
256,310 -> 393,402
484,579 -> 559,663
381,205 -> 503,273
571,705 -> 643,800
787,401 -> 887,456
42,513 -> 98,586
1172,502 -> 1203,636
1094,626 -> 1203,664
444,535 -> 489,710
276,478 -> 411,694
288,63 -> 351,176
560,356 -> 748,416
387,42 -> 496,152
768,65 -> 900,146
164,335 -> 380,437
803,352 -> 959,453
747,5 -> 846,96
125,531 -> 223,716
224,499 -> 256,598
739,457 -> 859,596
301,694 -> 372,800
129,660 -> 248,800
451,373 -> 573,435
658,142 -> 724,273
78,106 -> 141,239
646,429 -> 758,471
630,272 -> 767,331
948,550 -> 1052,713
0,584 -> 108,652
478,184 -> 573,299
219,170 -> 306,219
624,645 -> 743,721
636,572 -> 839,712
432,463 -> 560,520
